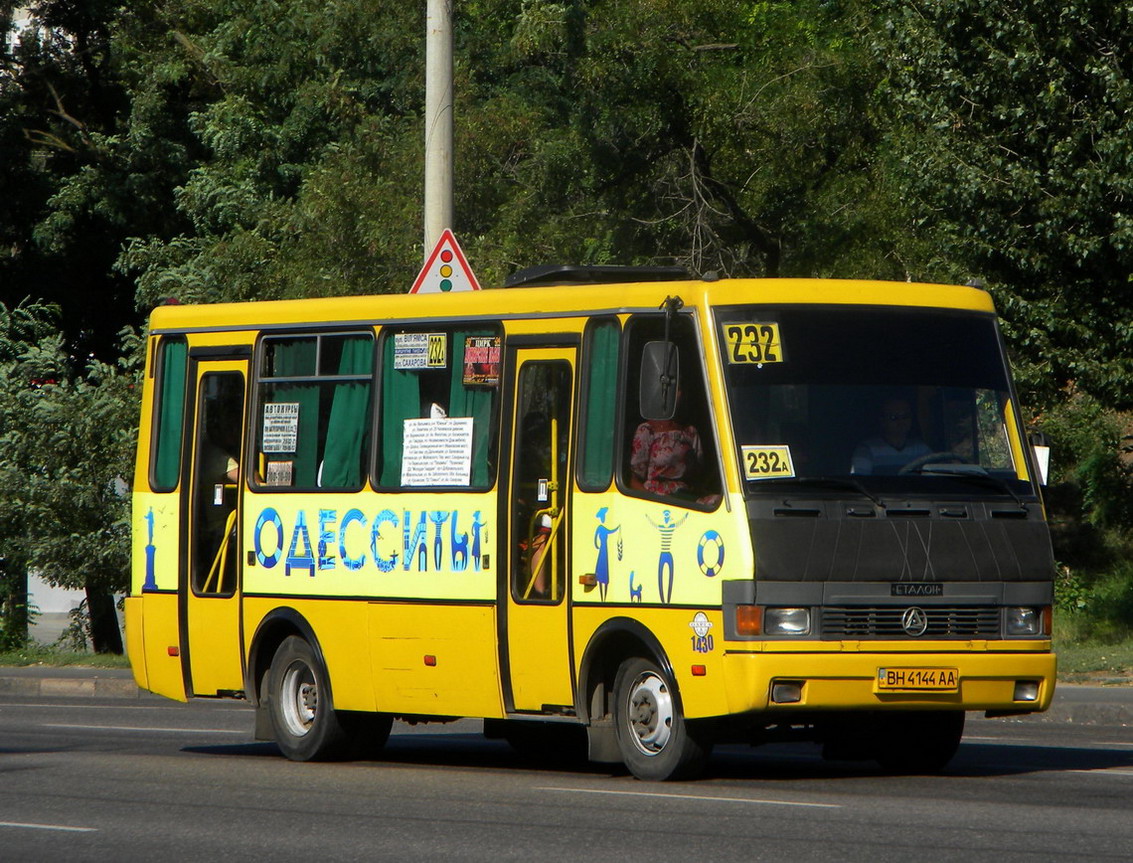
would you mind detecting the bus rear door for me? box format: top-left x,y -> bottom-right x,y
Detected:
181,352 -> 248,696
503,345 -> 576,713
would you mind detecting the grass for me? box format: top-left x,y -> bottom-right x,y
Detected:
1052,612 -> 1133,682
1054,638 -> 1133,682
0,643 -> 131,669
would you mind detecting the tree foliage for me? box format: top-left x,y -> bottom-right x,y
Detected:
873,1 -> 1133,409
0,299 -> 139,652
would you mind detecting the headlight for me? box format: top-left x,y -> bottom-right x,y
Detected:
764,607 -> 811,636
1005,606 -> 1041,636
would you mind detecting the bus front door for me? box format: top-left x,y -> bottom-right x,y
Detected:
504,348 -> 576,713
181,358 -> 247,697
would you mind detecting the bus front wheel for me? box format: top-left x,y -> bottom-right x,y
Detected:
612,656 -> 712,781
268,635 -> 351,762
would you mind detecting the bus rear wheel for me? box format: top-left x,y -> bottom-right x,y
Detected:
268,635 -> 352,762
613,656 -> 711,781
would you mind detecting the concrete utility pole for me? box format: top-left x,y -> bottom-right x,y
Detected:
424,0 -> 454,256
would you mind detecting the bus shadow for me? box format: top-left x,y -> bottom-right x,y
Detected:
183,735 -> 1133,780
706,740 -> 1133,781
183,731 -> 617,776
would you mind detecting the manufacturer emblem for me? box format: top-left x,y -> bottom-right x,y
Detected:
901,606 -> 929,637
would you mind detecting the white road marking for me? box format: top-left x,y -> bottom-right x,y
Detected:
538,786 -> 840,809
43,723 -> 244,734
0,821 -> 97,833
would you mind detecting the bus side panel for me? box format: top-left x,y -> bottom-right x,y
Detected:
368,603 -> 504,718
124,596 -> 147,691
572,605 -> 731,721
136,592 -> 187,702
243,596 -> 373,712
130,491 -> 186,701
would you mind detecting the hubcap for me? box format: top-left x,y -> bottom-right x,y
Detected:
626,671 -> 673,756
280,660 -> 318,738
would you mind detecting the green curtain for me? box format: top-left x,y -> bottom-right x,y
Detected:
449,330 -> 496,487
320,336 -> 373,488
379,335 -> 422,486
580,320 -> 619,489
271,339 -> 319,487
153,338 -> 187,489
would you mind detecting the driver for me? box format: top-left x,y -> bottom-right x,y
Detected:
851,397 -> 931,475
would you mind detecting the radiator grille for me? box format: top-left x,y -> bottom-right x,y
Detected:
820,606 -> 1001,638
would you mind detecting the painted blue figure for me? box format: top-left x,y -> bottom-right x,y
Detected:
404,512 -> 429,571
628,571 -> 642,603
430,511 -> 449,569
646,509 -> 688,604
451,511 -> 469,572
593,507 -> 621,602
470,510 -> 485,571
144,507 -> 158,591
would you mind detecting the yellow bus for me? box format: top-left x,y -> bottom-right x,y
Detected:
126,267 -> 1056,780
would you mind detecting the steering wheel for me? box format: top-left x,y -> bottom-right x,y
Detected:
898,451 -> 968,475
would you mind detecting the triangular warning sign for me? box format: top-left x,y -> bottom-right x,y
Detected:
410,229 -> 482,293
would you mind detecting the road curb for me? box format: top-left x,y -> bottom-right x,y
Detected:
1008,701 -> 1133,727
0,673 -> 145,700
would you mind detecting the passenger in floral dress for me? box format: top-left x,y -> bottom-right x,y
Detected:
630,418 -> 703,496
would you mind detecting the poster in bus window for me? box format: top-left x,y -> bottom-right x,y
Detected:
262,402 -> 300,453
265,460 -> 294,487
394,332 -> 447,370
401,417 -> 474,486
463,335 -> 501,387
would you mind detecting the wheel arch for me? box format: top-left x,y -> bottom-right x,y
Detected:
245,607 -> 331,708
575,617 -> 680,724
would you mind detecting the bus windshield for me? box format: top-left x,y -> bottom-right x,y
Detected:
715,305 -> 1033,497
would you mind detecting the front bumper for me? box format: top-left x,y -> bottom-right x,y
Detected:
720,641 -> 1056,715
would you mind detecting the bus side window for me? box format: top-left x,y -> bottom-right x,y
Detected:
578,317 -> 621,492
622,315 -> 721,507
150,336 -> 188,492
253,332 -> 374,490
376,326 -> 501,489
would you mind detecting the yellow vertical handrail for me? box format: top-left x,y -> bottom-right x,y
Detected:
201,509 -> 237,594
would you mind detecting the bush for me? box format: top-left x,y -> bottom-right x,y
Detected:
1055,564 -> 1133,644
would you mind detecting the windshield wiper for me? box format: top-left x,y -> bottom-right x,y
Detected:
757,476 -> 887,509
916,466 -> 1029,511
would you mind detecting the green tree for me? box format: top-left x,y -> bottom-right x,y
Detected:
873,1 -> 1133,410
0,299 -> 58,649
0,301 -> 139,653
114,0 -> 908,301
0,0 -> 149,360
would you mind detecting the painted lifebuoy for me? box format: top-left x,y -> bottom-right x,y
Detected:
697,530 -> 725,577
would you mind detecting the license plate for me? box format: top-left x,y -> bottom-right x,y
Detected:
876,667 -> 959,691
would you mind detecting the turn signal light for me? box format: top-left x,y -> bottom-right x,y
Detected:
736,605 -> 762,636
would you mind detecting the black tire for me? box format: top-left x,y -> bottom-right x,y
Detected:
874,711 -> 965,774
340,711 -> 394,760
267,635 -> 352,762
612,656 -> 712,781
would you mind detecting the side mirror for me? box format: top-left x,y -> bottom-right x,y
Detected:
1029,430 -> 1050,486
640,341 -> 679,421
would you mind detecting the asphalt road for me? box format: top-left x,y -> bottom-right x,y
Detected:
1,688 -> 1131,862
